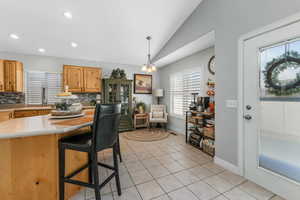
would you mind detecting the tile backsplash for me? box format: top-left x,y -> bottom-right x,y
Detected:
0,92 -> 99,105
74,93 -> 101,105
0,92 -> 25,104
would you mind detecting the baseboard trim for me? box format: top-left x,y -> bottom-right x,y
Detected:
214,156 -> 242,175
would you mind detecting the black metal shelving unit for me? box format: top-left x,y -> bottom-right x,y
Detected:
185,110 -> 215,157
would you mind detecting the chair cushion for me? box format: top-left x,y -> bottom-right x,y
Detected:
60,133 -> 92,151
152,112 -> 164,119
150,118 -> 167,123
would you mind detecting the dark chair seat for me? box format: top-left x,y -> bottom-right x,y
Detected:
59,133 -> 92,151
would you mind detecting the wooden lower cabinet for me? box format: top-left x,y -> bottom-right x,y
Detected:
14,109 -> 51,118
0,111 -> 14,122
0,128 -> 89,200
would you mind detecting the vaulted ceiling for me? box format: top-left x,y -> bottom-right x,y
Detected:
0,0 -> 202,65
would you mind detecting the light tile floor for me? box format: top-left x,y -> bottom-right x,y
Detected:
71,133 -> 285,200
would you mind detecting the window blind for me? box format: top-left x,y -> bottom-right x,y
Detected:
26,72 -> 62,105
169,71 -> 201,116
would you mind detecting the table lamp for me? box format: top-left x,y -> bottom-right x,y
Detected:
154,89 -> 164,104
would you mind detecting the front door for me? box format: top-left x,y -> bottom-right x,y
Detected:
243,20 -> 300,200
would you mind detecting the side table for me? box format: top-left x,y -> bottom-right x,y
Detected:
134,113 -> 149,129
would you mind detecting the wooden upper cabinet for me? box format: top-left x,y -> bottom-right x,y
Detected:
2,60 -> 23,92
83,67 -> 102,92
63,65 -> 102,93
0,60 -> 4,92
63,65 -> 83,92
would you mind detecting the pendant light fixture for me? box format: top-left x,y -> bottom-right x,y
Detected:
142,36 -> 156,72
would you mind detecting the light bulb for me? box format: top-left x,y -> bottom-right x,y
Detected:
64,11 -> 73,19
142,65 -> 147,71
151,65 -> 156,72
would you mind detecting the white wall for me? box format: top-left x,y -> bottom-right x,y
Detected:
158,47 -> 214,133
0,51 -> 158,106
155,0 -> 300,166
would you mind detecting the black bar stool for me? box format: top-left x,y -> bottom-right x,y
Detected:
58,104 -> 122,200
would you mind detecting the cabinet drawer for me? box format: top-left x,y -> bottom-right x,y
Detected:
0,111 -> 13,122
14,109 -> 52,118
14,110 -> 39,118
38,109 -> 51,115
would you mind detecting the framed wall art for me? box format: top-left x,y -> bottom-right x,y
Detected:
134,74 -> 152,94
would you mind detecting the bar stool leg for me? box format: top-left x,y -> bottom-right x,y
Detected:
117,136 -> 122,163
91,152 -> 101,200
113,144 -> 122,196
58,145 -> 65,200
88,152 -> 93,184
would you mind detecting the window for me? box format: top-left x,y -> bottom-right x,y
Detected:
26,71 -> 61,104
260,38 -> 300,99
169,71 -> 201,116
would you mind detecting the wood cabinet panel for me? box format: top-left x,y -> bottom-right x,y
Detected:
63,65 -> 83,93
15,62 -> 23,92
0,60 -> 4,92
14,109 -> 51,118
4,60 -> 16,92
63,65 -> 102,93
83,67 -> 102,92
2,60 -> 23,92
0,111 -> 14,122
0,129 -> 89,200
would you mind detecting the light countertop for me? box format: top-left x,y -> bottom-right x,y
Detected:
0,114 -> 93,139
0,105 -> 95,112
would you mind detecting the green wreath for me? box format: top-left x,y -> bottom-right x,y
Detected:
263,51 -> 300,96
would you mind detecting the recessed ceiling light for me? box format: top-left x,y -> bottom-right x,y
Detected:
63,11 -> 72,19
71,42 -> 78,48
38,48 -> 45,53
9,33 -> 19,40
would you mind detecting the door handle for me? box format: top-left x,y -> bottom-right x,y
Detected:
244,114 -> 252,120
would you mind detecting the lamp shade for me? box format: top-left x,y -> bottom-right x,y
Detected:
154,89 -> 164,97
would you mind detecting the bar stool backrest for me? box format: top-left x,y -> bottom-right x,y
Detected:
92,104 -> 121,152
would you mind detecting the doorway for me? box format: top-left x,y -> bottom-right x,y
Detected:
240,16 -> 300,200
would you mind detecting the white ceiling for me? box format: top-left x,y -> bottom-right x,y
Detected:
154,31 -> 215,67
0,0 -> 202,66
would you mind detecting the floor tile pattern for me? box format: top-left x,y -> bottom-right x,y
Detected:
70,133 -> 285,200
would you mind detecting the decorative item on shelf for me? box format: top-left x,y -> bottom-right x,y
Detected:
141,36 -> 157,73
202,139 -> 215,156
154,89 -> 164,104
110,68 -> 127,79
134,74 -> 152,94
189,93 -> 199,111
136,102 -> 146,114
208,55 -> 215,75
206,79 -> 215,96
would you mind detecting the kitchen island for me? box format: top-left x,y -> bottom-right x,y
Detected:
0,112 -> 94,200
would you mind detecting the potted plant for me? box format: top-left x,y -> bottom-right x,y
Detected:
136,102 -> 146,114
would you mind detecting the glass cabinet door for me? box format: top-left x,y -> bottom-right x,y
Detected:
108,83 -> 118,103
120,83 -> 129,115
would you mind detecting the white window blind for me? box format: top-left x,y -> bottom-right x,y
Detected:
169,71 -> 201,116
26,72 -> 61,105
